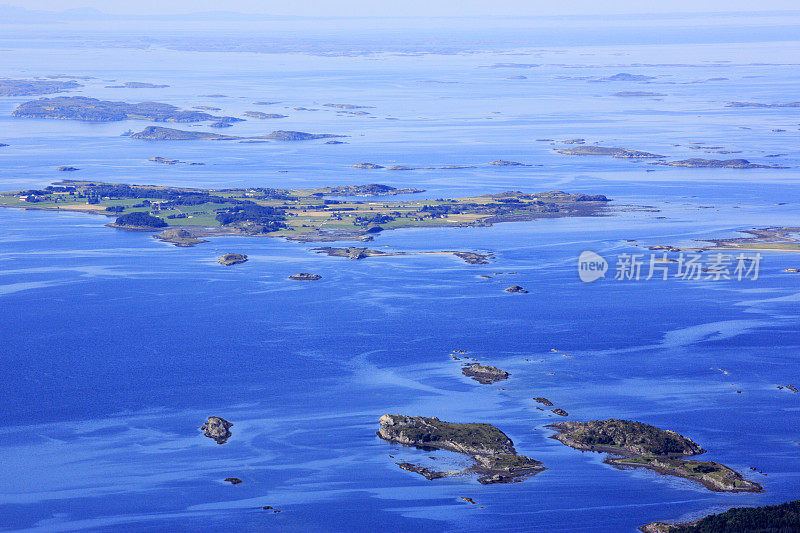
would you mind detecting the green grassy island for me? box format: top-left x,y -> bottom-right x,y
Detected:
1,181 -> 611,247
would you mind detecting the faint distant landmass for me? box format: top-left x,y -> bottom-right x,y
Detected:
598,73 -> 657,82
105,82 -> 170,89
12,96 -> 240,123
726,101 -> 800,108
613,91 -> 666,97
0,79 -> 82,96
128,126 -> 346,141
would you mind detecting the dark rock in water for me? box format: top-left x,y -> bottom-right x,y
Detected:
201,416 -> 233,444
0,143 -> 8,147
398,462 -> 449,480
461,497 -> 477,505
325,140 -> 347,144
489,160 -> 529,166
451,252 -> 491,264
387,165 -> 413,170
224,477 -> 242,485
289,273 -> 322,280
56,166 -> 79,171
218,253 -> 248,266
505,285 -> 528,294
551,408 -> 569,417
353,162 -> 385,169
462,363 -> 510,384
561,138 -> 585,144
533,397 -> 554,406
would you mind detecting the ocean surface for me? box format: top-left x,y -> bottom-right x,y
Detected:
1,13 -> 799,532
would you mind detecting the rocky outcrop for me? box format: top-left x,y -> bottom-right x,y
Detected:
505,285 -> 528,294
154,228 -> 208,247
56,166 -> 79,171
353,162 -> 385,169
461,363 -> 510,384
489,160 -> 530,166
218,253 -> 248,266
289,273 -> 322,280
201,416 -> 233,444
378,414 -> 545,484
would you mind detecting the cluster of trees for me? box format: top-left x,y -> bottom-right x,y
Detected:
214,203 -> 286,232
673,499 -> 800,532
114,211 -> 167,227
354,213 -> 394,226
105,205 -> 125,213
80,184 -> 231,207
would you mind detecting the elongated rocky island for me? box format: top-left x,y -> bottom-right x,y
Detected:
555,146 -> 665,158
548,420 -> 763,493
378,414 -> 545,484
128,126 -> 345,141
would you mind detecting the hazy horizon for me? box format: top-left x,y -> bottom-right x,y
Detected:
2,0 -> 800,17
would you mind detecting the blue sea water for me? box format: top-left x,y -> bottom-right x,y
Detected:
0,13 -> 799,532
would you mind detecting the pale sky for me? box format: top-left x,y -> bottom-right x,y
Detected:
4,0 -> 800,17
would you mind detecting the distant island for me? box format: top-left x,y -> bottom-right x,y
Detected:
12,96 -> 240,123
702,226 -> 800,252
726,101 -> 800,108
104,82 -> 170,89
613,91 -> 666,97
556,146 -> 665,158
1,181 -> 612,247
377,414 -> 546,484
128,127 -> 345,141
0,78 -> 81,96
242,111 -> 288,119
548,419 -> 763,493
655,158 -> 782,169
